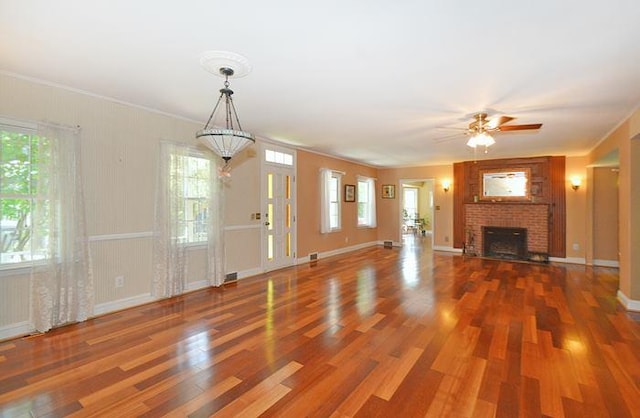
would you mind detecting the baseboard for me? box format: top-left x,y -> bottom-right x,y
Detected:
549,257 -> 586,265
0,321 -> 33,341
432,245 -> 462,253
593,259 -> 619,268
617,290 -> 640,312
297,241 -> 378,264
93,293 -> 156,316
237,267 -> 263,279
186,280 -> 209,291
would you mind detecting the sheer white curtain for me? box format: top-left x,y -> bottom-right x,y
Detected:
153,142 -> 188,297
153,142 -> 225,295
31,124 -> 93,333
361,176 -> 377,228
207,157 -> 225,287
319,168 -> 332,233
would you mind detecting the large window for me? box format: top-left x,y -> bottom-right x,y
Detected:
320,168 -> 342,233
0,128 -> 51,265
170,152 -> 211,244
357,177 -> 376,227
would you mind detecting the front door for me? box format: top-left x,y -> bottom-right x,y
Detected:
261,145 -> 296,271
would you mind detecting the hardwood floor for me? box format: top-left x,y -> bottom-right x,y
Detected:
1,236 -> 639,417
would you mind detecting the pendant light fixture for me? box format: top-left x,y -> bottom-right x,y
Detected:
196,51 -> 255,169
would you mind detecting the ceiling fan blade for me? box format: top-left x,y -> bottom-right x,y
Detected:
485,115 -> 515,129
497,123 -> 542,131
432,133 -> 465,143
435,126 -> 469,131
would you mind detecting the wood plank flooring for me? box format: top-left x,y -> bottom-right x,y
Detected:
1,236 -> 639,417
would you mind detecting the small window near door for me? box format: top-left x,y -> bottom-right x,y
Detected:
265,149 -> 293,166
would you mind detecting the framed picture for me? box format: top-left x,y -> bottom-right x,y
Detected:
382,184 -> 395,199
344,184 -> 356,202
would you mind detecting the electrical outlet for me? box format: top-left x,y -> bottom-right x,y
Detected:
572,243 -> 580,251
115,276 -> 124,288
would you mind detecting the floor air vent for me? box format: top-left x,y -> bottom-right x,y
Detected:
309,252 -> 318,261
224,272 -> 238,284
383,241 -> 393,249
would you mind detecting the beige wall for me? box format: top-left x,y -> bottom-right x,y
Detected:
222,148 -> 261,273
0,73 -> 259,335
296,150 -> 378,257
589,110 -> 640,304
565,156 -> 588,261
593,167 -> 619,262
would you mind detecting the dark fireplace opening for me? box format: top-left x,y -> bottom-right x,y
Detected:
482,226 -> 527,260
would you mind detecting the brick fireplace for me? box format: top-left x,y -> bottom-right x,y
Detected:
465,203 -> 549,257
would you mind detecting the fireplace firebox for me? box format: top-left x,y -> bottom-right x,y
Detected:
482,226 -> 527,260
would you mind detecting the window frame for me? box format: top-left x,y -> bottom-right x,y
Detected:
357,176 -> 376,228
169,148 -> 212,247
328,172 -> 342,231
0,122 -> 52,269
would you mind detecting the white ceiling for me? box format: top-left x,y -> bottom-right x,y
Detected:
1,0 -> 639,167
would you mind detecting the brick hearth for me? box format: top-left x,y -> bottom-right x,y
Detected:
464,203 -> 549,255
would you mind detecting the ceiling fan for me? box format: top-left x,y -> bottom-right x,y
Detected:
435,112 -> 543,150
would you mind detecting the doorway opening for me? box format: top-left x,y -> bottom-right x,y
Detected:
400,179 -> 434,248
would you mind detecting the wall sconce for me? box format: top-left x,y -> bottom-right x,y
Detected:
442,180 -> 451,193
570,177 -> 581,191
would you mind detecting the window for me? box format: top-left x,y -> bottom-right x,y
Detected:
329,174 -> 340,230
320,168 -> 342,233
403,187 -> 418,219
170,152 -> 211,244
265,149 -> 293,166
0,128 -> 51,265
357,177 -> 376,227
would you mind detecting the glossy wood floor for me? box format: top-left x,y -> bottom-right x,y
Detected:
1,235 -> 640,417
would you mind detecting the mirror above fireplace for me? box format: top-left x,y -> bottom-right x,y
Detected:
479,168 -> 531,201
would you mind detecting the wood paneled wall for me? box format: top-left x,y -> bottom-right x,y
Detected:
453,156 -> 566,257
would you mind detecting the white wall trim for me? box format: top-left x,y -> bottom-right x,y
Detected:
617,290 -> 640,312
593,259 -> 620,268
93,293 -> 156,316
0,70 -> 202,125
549,257 -> 587,265
224,224 -> 261,231
296,241 -> 378,264
89,232 -> 153,242
238,267 -> 263,279
0,321 -> 33,341
433,245 -> 461,253
186,280 -> 210,291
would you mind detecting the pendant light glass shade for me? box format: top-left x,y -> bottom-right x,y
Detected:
196,61 -> 254,164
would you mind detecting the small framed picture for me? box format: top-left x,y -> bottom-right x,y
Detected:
344,184 -> 356,202
382,184 -> 395,199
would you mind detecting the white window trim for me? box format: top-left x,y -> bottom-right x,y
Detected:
320,168 -> 344,233
169,146 -> 212,246
357,175 -> 377,228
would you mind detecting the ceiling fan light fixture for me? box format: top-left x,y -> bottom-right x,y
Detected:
466,132 -> 495,148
